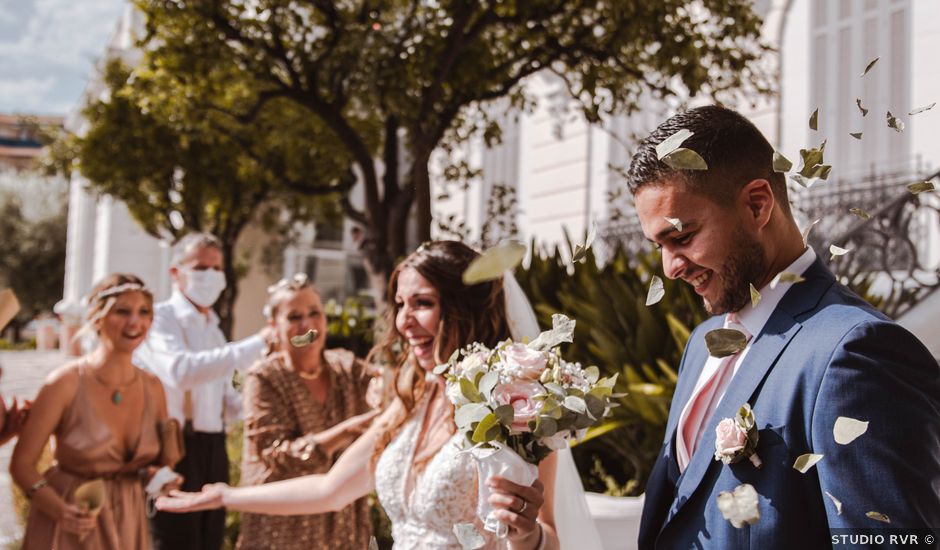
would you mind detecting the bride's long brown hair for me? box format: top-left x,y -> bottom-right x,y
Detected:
368,241 -> 510,470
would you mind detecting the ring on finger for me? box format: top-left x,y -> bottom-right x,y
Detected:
517,499 -> 527,514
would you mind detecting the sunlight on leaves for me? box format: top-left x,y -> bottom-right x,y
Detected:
825,492 -> 843,515
453,523 -> 486,549
856,99 -> 869,117
462,241 -> 526,284
849,132 -> 863,140
833,416 -> 869,445
866,511 -> 891,524
749,284 -> 761,308
849,208 -> 870,220
829,244 -> 850,261
793,453 -> 824,473
662,148 -> 708,171
664,217 -> 683,232
907,181 -> 935,194
809,108 -> 818,131
886,111 -> 905,132
772,151 -> 792,173
716,484 -> 760,528
769,272 -> 805,290
646,275 -> 665,306
655,129 -> 693,159
908,102 -> 935,116
861,56 -> 879,77
705,328 -> 748,358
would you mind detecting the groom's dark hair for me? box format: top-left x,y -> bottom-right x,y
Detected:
627,105 -> 791,217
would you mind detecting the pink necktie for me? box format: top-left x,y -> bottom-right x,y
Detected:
676,313 -> 751,472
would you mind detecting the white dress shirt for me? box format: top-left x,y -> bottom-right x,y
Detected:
675,246 -> 818,447
134,290 -> 265,433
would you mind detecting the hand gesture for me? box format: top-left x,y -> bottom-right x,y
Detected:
312,409 -> 380,457
59,503 -> 97,539
156,482 -> 226,513
488,476 -> 546,546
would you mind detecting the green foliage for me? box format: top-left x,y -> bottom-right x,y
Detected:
516,243 -> 707,495
324,297 -> 377,357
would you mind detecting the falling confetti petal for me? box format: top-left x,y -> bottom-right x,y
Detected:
861,56 -> 879,77
749,284 -> 761,308
169,210 -> 185,230
463,241 -> 526,284
833,416 -> 869,445
289,329 -> 319,347
866,511 -> 891,524
646,276 -> 665,306
662,148 -> 708,171
849,132 -> 863,140
825,492 -> 843,515
907,181 -> 935,194
716,484 -> 760,528
801,219 -> 820,246
572,221 -> 597,264
829,244 -> 850,261
656,129 -> 694,159
770,272 -> 806,290
809,108 -> 818,131
856,99 -> 869,117
849,208 -> 870,220
369,537 -> 379,550
772,151 -> 792,173
908,102 -> 935,116
705,328 -> 748,358
793,453 -> 824,473
664,217 -> 683,232
886,111 -> 905,132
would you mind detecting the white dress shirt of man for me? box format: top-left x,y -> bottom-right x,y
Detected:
133,232 -> 272,550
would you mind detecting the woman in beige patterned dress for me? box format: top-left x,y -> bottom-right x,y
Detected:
236,274 -> 378,550
11,273 -> 175,549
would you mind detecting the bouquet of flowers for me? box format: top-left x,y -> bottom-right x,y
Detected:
434,314 -> 618,537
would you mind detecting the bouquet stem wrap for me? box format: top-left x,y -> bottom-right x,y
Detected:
472,442 -> 539,538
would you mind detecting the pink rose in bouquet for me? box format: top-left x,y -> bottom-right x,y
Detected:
500,343 -> 548,380
492,380 -> 542,432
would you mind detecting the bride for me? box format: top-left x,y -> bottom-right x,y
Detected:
158,240 -> 604,550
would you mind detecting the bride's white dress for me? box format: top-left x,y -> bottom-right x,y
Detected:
375,395 -> 498,549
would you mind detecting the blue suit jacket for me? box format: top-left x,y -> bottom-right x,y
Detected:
638,257 -> 940,549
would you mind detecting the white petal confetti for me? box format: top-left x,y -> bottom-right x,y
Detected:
825,491 -> 843,515
664,217 -> 683,232
462,241 -> 526,284
866,511 -> 891,524
793,453 -> 824,473
829,244 -> 850,261
716,483 -> 760,528
833,416 -> 869,445
646,276 -> 665,306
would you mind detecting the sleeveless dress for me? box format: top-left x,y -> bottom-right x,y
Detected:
23,365 -> 162,550
375,393 -> 498,549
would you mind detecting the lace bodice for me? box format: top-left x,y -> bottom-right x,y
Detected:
375,397 -> 496,549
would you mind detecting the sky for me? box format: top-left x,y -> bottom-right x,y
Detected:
0,0 -> 126,116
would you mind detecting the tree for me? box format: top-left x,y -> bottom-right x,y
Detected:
51,58 -> 355,337
135,0 -> 771,280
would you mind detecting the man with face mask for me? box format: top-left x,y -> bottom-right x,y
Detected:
135,232 -> 273,550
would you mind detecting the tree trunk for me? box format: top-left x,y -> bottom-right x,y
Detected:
410,148 -> 434,245
215,241 -> 239,340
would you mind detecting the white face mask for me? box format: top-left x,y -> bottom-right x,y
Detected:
182,268 -> 226,308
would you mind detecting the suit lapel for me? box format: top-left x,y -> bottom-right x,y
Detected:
663,256 -> 836,525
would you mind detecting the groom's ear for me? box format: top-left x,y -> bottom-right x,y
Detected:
740,179 -> 775,230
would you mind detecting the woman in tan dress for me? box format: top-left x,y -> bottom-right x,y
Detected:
11,274 -> 173,549
236,274 -> 377,550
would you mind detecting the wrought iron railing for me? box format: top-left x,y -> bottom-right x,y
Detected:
600,169 -> 940,320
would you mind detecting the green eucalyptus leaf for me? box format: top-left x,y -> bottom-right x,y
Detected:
533,416 -> 558,438
749,284 -> 761,308
866,511 -> 891,524
289,329 -> 318,347
886,111 -> 905,132
462,241 -> 526,284
861,56 -> 879,77
459,377 -> 483,403
856,98 -> 869,117
563,395 -> 587,414
584,365 -> 600,384
494,404 -> 515,427
849,207 -> 870,220
529,314 -> 575,351
809,108 -> 818,130
849,132 -> 863,140
471,412 -> 498,443
655,129 -> 693,159
907,181 -> 935,194
572,221 -> 597,264
704,328 -> 748,358
661,148 -> 708,171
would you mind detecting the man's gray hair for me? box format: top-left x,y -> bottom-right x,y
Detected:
171,232 -> 223,267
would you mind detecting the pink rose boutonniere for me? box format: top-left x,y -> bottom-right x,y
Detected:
714,404 -> 763,469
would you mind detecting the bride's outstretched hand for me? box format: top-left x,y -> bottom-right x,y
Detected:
488,476 -> 545,547
156,482 -> 227,513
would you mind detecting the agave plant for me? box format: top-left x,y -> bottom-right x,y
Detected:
516,241 -> 707,495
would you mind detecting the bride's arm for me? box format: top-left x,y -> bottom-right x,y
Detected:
159,401 -> 402,516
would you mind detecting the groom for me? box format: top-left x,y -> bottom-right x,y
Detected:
629,105 -> 940,548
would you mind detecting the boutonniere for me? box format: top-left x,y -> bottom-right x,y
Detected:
714,404 -> 763,469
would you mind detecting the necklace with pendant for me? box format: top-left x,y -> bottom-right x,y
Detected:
296,366 -> 323,380
90,368 -> 139,405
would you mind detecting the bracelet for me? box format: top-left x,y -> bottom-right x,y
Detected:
535,522 -> 546,550
25,478 -> 49,499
